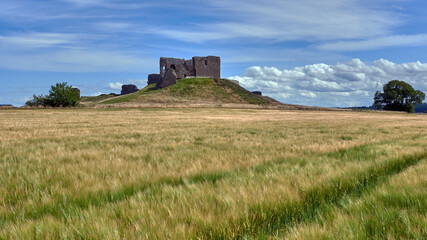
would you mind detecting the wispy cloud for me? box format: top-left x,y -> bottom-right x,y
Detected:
62,0 -> 104,5
0,49 -> 155,72
61,0 -> 152,9
151,0 -> 400,43
0,30 -> 157,72
108,82 -> 123,90
0,32 -> 86,49
92,22 -> 136,32
317,34 -> 427,51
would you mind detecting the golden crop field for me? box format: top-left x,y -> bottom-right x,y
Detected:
0,108 -> 426,239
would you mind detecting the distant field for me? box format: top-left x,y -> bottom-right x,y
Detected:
0,108 -> 426,239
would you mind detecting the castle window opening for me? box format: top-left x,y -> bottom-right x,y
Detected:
205,60 -> 208,65
170,64 -> 176,70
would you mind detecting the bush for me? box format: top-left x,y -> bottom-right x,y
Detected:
25,82 -> 80,107
25,94 -> 48,107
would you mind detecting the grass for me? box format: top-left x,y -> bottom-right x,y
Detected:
284,159 -> 427,239
80,94 -> 117,103
85,78 -> 272,105
0,108 -> 425,239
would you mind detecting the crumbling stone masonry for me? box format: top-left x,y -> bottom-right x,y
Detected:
191,56 -> 220,79
230,80 -> 240,86
156,68 -> 177,89
72,88 -> 81,98
121,84 -> 139,95
147,74 -> 161,85
148,56 -> 220,88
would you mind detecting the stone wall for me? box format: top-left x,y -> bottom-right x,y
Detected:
150,56 -> 221,88
121,84 -> 139,95
159,56 -> 220,80
156,68 -> 177,89
193,56 -> 220,79
148,74 -> 161,85
160,57 -> 195,79
230,80 -> 240,86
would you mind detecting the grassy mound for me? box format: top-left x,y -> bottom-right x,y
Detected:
80,94 -> 118,103
82,78 -> 278,106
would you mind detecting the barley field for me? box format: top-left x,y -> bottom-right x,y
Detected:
0,108 -> 426,239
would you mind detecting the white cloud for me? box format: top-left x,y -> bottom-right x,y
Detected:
107,79 -> 146,91
0,32 -> 83,49
108,82 -> 123,90
125,79 -> 146,87
228,59 -> 427,107
146,28 -> 231,44
90,91 -> 105,96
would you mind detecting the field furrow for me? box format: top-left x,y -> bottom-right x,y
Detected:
281,158 -> 427,239
199,152 -> 426,239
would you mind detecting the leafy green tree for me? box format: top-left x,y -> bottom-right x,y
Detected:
374,80 -> 425,113
45,82 -> 80,107
25,82 -> 80,107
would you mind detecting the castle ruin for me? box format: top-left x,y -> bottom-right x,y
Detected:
148,56 -> 220,89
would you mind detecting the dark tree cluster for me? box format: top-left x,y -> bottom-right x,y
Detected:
374,80 -> 425,113
26,82 -> 80,107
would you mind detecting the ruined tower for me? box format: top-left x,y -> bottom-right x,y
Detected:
192,56 -> 221,80
148,56 -> 220,89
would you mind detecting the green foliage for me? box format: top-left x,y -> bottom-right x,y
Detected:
25,94 -> 48,107
26,82 -> 80,107
45,82 -> 80,107
374,80 -> 425,113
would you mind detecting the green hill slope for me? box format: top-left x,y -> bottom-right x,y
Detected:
83,78 -> 279,106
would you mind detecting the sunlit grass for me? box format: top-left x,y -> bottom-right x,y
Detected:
283,159 -> 427,240
0,108 -> 425,239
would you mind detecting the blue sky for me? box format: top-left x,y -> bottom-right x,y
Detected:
1,0 -> 427,107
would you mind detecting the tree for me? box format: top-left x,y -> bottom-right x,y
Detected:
45,82 -> 80,107
25,94 -> 48,107
25,82 -> 80,107
374,80 -> 425,113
